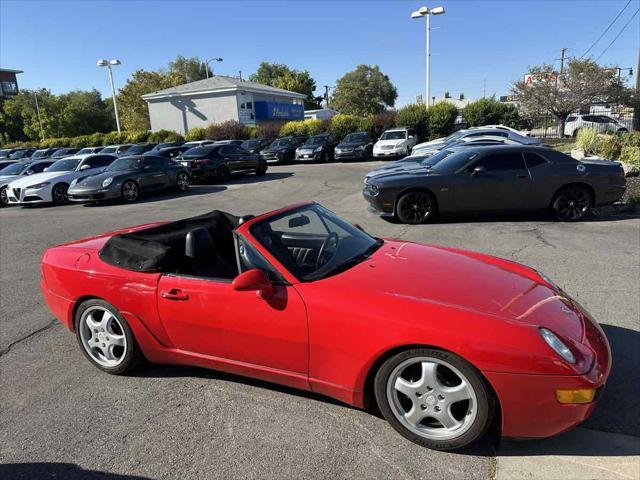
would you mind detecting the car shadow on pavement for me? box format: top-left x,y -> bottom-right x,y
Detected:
0,463 -> 152,480
198,171 -> 294,186
498,323 -> 640,457
82,185 -> 227,207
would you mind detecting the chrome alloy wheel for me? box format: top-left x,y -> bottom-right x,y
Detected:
177,172 -> 190,191
78,306 -> 127,367
386,357 -> 477,441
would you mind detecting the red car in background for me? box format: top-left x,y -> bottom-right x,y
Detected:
40,202 -> 611,451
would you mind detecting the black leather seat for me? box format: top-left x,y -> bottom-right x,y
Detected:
184,228 -> 236,279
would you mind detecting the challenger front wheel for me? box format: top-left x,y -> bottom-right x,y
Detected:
374,348 -> 495,451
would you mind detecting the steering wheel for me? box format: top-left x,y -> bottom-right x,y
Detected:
316,232 -> 339,269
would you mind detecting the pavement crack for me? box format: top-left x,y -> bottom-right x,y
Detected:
0,319 -> 57,357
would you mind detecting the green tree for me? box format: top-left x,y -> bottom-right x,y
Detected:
511,58 -> 625,137
427,102 -> 458,139
167,55 -> 208,83
331,65 -> 397,116
462,97 -> 505,127
57,90 -> 113,136
249,62 -> 321,109
117,70 -> 186,131
396,103 -> 429,141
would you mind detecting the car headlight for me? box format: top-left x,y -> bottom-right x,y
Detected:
70,178 -> 78,186
26,181 -> 50,189
539,328 -> 576,364
314,146 -> 323,153
102,177 -> 113,188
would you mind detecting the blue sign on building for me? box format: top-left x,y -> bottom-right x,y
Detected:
254,101 -> 304,121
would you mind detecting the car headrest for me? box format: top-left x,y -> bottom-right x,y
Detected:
185,227 -> 214,259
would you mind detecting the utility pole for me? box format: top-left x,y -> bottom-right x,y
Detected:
323,85 -> 331,108
483,79 -> 486,98
559,47 -> 568,75
33,90 -> 44,141
238,70 -> 242,81
634,48 -> 640,131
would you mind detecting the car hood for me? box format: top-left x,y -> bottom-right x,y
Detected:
323,240 -> 586,343
336,141 -> 367,149
366,159 -> 424,176
414,138 -> 446,150
71,170 -> 133,188
262,146 -> 290,153
376,139 -> 406,147
0,174 -> 21,186
8,170 -> 76,188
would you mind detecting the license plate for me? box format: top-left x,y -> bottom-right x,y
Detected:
303,155 -> 310,158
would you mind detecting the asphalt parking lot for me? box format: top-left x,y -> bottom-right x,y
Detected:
1,161 -> 639,480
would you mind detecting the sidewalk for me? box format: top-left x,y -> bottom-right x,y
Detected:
496,428 -> 640,480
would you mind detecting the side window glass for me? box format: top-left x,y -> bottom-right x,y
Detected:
270,210 -> 327,235
474,153 -> 525,171
237,236 -> 282,281
524,152 -> 548,168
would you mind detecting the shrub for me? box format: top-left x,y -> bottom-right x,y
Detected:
125,131 -> 151,143
204,121 -> 247,140
68,135 -> 93,148
396,104 -> 429,141
463,97 -> 508,127
244,125 -> 259,139
329,114 -> 366,140
576,128 -> 600,156
256,121 -> 285,139
621,130 -> 640,148
619,146 -> 640,167
87,132 -> 106,146
369,111 -> 397,138
279,119 -> 327,137
427,102 -> 458,140
148,129 -> 183,143
597,134 -> 623,160
185,127 -> 206,141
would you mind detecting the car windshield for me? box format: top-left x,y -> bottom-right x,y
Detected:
31,150 -> 48,158
77,148 -> 95,155
343,133 -> 368,143
429,150 -> 480,173
380,131 -> 406,140
47,158 -> 81,172
249,204 -> 382,281
182,146 -> 217,157
106,157 -> 143,172
9,150 -> 29,159
271,138 -> 292,148
53,149 -> 75,157
419,149 -> 456,167
304,136 -> 327,146
126,145 -> 149,155
101,146 -> 117,153
0,162 -> 26,175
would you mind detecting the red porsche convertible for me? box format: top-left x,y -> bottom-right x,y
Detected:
41,202 -> 611,451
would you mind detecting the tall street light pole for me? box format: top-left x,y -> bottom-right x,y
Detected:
97,59 -> 122,133
205,57 -> 223,78
411,6 -> 445,110
33,90 -> 45,141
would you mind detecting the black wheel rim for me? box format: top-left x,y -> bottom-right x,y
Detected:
177,173 -> 189,190
0,187 -> 7,205
556,187 -> 590,220
123,182 -> 138,201
218,167 -> 230,180
53,185 -> 68,203
399,192 -> 432,223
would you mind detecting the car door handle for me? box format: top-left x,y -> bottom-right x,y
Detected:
161,289 -> 189,301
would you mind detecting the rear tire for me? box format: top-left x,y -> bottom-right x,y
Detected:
74,298 -> 142,375
396,190 -> 436,224
217,165 -> 231,181
374,348 -> 495,451
51,183 -> 70,205
552,185 -> 592,221
255,160 -> 267,176
0,186 -> 8,206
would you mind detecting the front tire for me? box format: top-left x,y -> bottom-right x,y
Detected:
176,172 -> 190,191
255,160 -> 267,176
396,190 -> 436,224
374,348 -> 495,451
121,180 -> 139,203
552,185 -> 592,221
51,183 -> 70,205
217,165 -> 231,181
74,299 -> 141,375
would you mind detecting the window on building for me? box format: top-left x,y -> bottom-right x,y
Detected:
1,81 -> 18,94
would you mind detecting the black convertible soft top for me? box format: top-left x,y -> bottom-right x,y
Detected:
99,210 -> 240,272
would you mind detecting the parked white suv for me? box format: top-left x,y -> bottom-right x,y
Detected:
373,128 -> 417,159
564,114 -> 631,137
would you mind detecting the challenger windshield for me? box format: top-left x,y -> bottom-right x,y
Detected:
249,204 -> 382,281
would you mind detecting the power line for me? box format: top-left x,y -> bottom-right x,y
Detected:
580,0 -> 631,58
596,7 -> 640,61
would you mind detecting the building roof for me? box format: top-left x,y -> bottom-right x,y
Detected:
142,75 -> 307,101
0,68 -> 24,74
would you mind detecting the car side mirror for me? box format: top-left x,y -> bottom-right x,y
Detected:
43,168 -> 48,172
80,164 -> 91,171
472,166 -> 486,176
26,170 -> 34,175
232,269 -> 274,300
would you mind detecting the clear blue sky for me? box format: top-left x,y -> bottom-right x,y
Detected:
1,0 -> 638,106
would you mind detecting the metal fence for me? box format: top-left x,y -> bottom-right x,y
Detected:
527,105 -> 636,139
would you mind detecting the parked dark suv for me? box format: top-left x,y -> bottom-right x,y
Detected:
334,132 -> 375,161
295,134 -> 338,162
241,138 -> 274,154
260,136 -> 307,164
179,144 -> 267,182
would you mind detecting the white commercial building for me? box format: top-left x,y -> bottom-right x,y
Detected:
142,75 -> 307,134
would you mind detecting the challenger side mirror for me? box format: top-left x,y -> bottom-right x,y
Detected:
232,269 -> 274,300
472,166 -> 486,176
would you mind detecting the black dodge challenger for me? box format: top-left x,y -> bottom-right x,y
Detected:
363,145 -> 626,223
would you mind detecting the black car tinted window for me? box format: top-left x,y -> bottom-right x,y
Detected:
524,152 -> 549,168
31,162 -> 54,172
541,149 -> 576,163
144,157 -> 165,169
431,150 -> 480,173
473,152 -> 525,171
183,146 -> 218,157
84,156 -> 114,168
